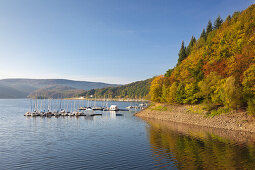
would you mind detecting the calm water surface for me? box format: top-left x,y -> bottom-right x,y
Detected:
1,99 -> 255,169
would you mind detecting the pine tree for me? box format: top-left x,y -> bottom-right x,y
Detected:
206,20 -> 213,35
214,16 -> 223,29
165,68 -> 174,77
186,36 -> 196,56
200,29 -> 206,40
226,15 -> 231,24
177,41 -> 187,65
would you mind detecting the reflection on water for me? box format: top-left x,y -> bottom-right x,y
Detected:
1,99 -> 255,169
146,119 -> 255,169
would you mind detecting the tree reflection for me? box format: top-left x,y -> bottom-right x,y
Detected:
147,119 -> 255,169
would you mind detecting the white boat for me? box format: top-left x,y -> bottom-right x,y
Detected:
60,110 -> 69,116
70,112 -> 76,116
86,107 -> 93,111
24,112 -> 31,116
31,112 -> 38,117
109,105 -> 119,111
40,111 -> 46,117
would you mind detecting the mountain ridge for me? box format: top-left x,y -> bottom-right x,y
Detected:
0,78 -> 119,98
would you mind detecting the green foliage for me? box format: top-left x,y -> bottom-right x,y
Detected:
150,105 -> 168,111
165,68 -> 174,77
220,76 -> 242,109
247,98 -> 255,115
167,82 -> 178,103
198,72 -> 222,104
206,107 -> 231,118
186,36 -> 196,56
80,78 -> 152,99
186,105 -> 205,114
177,41 -> 187,65
206,20 -> 213,35
214,16 -> 223,29
200,29 -> 206,40
242,64 -> 255,100
184,83 -> 199,104
203,103 -> 220,112
161,84 -> 168,103
176,83 -> 186,104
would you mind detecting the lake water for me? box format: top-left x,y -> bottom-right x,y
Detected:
1,99 -> 255,169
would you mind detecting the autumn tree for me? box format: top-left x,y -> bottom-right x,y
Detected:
176,83 -> 186,103
242,64 -> 255,100
184,82 -> 199,104
220,76 -> 242,109
198,72 -> 222,104
150,76 -> 165,102
166,82 -> 178,103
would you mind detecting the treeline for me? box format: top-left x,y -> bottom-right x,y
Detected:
79,78 -> 152,99
29,85 -> 85,99
150,5 -> 255,114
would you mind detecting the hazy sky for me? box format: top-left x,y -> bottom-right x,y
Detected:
0,0 -> 253,84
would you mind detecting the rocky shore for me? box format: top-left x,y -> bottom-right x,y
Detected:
135,104 -> 255,133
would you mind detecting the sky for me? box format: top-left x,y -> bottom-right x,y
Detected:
0,0 -> 253,84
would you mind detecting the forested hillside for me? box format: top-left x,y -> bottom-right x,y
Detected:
0,79 -> 118,98
28,85 -> 85,99
150,5 -> 255,114
79,78 -> 152,99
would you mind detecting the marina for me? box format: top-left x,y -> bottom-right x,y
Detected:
24,99 -> 148,117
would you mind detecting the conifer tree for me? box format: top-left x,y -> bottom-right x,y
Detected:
214,16 -> 223,29
206,20 -> 213,35
200,29 -> 206,40
165,68 -> 174,77
177,41 -> 187,65
225,15 -> 231,25
186,36 -> 196,56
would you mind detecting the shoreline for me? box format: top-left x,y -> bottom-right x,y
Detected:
135,104 -> 255,133
144,118 -> 255,144
64,98 -> 148,102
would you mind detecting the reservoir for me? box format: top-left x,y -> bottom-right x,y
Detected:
1,99 -> 255,169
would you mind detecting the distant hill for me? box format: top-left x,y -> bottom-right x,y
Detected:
28,85 -> 85,99
0,79 -> 118,98
79,78 -> 153,99
0,84 -> 28,99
